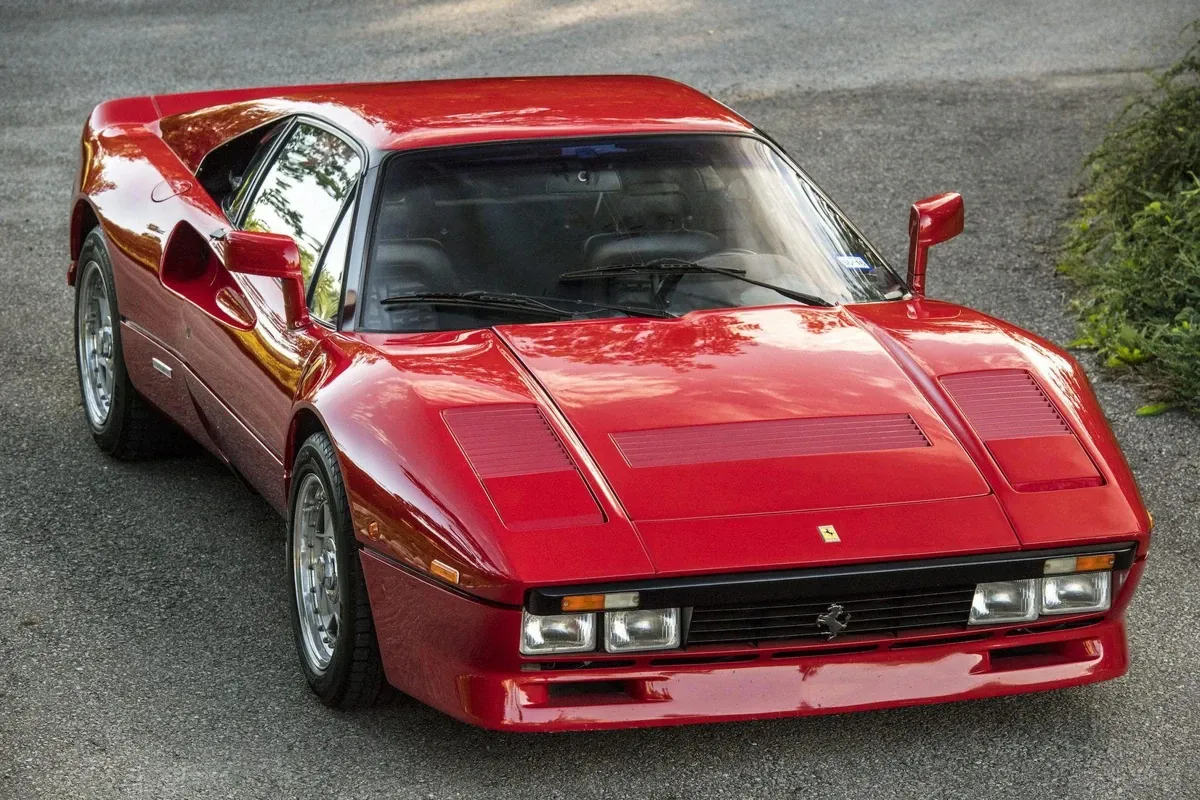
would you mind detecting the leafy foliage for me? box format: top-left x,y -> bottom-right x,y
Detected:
1059,25 -> 1200,413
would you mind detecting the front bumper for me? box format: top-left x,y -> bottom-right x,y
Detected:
360,549 -> 1141,731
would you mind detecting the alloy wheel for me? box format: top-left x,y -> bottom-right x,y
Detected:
77,260 -> 116,428
293,472 -> 341,673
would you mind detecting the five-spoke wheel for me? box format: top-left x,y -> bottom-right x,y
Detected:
73,228 -> 175,459
76,258 -> 116,428
293,473 -> 341,673
288,431 -> 389,707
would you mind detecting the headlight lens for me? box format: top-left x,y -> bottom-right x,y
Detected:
1041,571 -> 1111,615
604,608 -> 681,652
970,570 -> 1114,625
520,610 -> 596,655
969,579 -> 1038,625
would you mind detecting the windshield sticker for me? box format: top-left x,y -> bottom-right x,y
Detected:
837,255 -> 874,272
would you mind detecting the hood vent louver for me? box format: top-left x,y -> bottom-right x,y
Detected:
940,370 -> 1071,440
442,404 -> 604,529
940,370 -> 1102,492
612,414 -> 930,469
443,405 -> 575,478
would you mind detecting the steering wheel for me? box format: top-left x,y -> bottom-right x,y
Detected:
650,249 -> 761,309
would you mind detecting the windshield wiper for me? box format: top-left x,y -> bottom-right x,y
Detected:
558,258 -> 835,308
378,291 -> 675,319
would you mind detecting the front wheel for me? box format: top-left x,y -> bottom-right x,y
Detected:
288,431 -> 389,708
74,228 -> 179,459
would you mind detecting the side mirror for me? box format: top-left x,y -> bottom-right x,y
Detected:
222,229 -> 310,328
906,192 -> 963,297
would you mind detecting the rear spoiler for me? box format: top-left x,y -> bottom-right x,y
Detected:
88,83 -> 353,132
86,95 -> 160,131
86,83 -> 352,172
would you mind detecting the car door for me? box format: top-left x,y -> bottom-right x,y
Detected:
181,119 -> 363,509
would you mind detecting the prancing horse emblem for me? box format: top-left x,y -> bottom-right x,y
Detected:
818,525 -> 840,543
816,603 -> 851,639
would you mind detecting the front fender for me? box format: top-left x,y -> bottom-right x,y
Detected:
848,299 -> 1151,554
293,330 -> 656,606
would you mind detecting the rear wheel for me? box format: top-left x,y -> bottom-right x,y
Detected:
288,431 -> 389,708
74,228 -> 177,459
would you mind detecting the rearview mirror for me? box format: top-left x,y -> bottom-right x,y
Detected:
222,229 -> 310,328
906,192 -> 963,297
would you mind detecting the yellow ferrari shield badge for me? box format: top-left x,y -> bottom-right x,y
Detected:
818,525 -> 840,543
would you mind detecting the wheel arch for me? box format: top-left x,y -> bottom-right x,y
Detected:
68,200 -> 102,285
286,404 -> 330,494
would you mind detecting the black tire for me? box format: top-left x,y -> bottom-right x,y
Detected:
288,431 -> 389,709
74,228 -> 179,460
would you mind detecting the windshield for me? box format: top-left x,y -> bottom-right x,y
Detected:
362,134 -> 905,331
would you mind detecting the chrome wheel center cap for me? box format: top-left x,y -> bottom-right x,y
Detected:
318,549 -> 338,591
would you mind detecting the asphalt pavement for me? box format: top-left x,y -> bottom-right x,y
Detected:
2,2 -> 1199,798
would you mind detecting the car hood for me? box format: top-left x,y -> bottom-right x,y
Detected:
496,305 -> 992,522
350,300 -> 1146,592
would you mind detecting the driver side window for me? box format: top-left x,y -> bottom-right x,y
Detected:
241,122 -> 361,296
309,204 -> 353,324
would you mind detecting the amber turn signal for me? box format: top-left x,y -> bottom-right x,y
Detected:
1075,553 -> 1116,572
561,592 -> 639,612
1043,553 -> 1115,575
561,594 -> 605,611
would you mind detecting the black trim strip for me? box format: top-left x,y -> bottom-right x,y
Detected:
526,543 -> 1137,614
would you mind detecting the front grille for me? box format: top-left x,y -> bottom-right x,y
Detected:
686,586 -> 976,646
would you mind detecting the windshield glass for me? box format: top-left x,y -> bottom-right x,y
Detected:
362,134 -> 904,331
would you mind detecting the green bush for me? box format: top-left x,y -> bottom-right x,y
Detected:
1059,25 -> 1200,414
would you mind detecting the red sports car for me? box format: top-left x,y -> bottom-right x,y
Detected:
69,76 -> 1150,730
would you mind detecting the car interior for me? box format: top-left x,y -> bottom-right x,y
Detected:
195,120 -> 288,214
361,136 -> 899,331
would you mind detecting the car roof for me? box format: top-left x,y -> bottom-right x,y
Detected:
155,75 -> 756,170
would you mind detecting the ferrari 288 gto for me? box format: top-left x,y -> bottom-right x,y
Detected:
68,76 -> 1150,730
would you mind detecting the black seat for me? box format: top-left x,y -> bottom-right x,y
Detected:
585,230 -> 720,268
364,187 -> 459,328
583,185 -> 718,267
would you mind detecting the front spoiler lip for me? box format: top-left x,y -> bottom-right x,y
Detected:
472,616 -> 1130,731
360,546 -> 1143,732
526,542 -> 1138,614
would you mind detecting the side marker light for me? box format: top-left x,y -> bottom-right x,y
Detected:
430,560 -> 460,584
